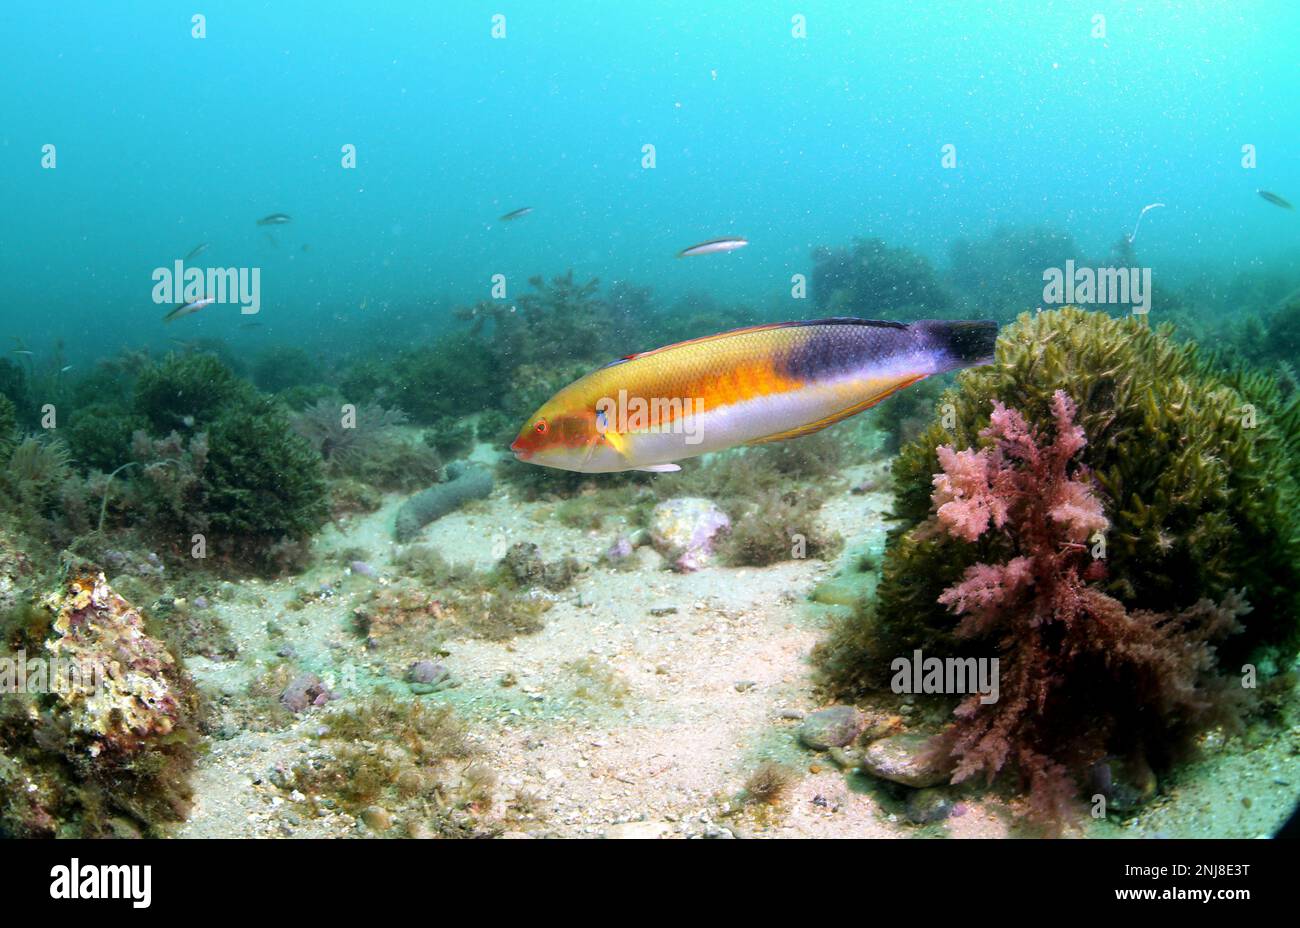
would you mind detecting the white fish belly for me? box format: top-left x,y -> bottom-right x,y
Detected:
621,372 -> 922,466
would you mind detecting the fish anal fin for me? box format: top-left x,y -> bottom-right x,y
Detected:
634,463 -> 681,473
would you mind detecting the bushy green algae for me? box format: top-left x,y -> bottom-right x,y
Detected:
821,307 -> 1300,693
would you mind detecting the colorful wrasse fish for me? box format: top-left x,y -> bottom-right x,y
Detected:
511,316 -> 999,473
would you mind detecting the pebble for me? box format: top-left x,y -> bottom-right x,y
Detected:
906,788 -> 955,824
860,733 -> 952,788
407,660 -> 450,685
279,672 -> 332,714
360,806 -> 392,831
798,705 -> 867,750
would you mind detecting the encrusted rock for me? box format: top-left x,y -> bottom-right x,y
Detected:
0,572 -> 199,836
499,541 -> 580,591
41,571 -> 186,754
280,672 -> 333,713
649,497 -> 731,572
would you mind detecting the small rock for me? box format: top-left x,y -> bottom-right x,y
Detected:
360,806 -> 392,831
649,497 -> 731,572
860,733 -> 952,788
280,672 -> 332,714
634,546 -> 666,572
604,535 -> 635,565
798,705 -> 866,751
406,660 -> 450,685
906,788 -> 954,824
828,746 -> 861,769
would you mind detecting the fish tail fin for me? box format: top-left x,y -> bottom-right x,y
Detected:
914,319 -> 999,372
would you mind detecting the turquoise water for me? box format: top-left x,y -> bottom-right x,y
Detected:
4,2 -> 1298,360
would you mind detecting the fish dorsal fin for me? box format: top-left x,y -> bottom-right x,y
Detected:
745,374 -> 926,445
602,317 -> 909,368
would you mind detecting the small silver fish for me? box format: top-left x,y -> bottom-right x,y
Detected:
500,206 -> 534,221
677,236 -> 749,258
257,213 -> 293,226
1258,190 -> 1294,210
164,296 -> 215,323
184,242 -> 210,261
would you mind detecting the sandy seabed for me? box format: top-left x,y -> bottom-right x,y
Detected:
173,450 -> 1300,839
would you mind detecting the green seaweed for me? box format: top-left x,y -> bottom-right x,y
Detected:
202,395 -> 328,560
821,307 -> 1300,695
65,403 -> 148,473
133,352 -> 250,433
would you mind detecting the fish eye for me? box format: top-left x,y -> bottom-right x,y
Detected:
535,419 -> 548,434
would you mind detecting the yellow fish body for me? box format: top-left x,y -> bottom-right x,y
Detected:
510,317 -> 997,473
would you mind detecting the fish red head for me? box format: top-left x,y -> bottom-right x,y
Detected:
510,390 -> 627,472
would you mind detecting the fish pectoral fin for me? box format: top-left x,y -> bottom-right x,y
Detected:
602,428 -> 629,455
634,463 -> 681,473
746,376 -> 926,445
